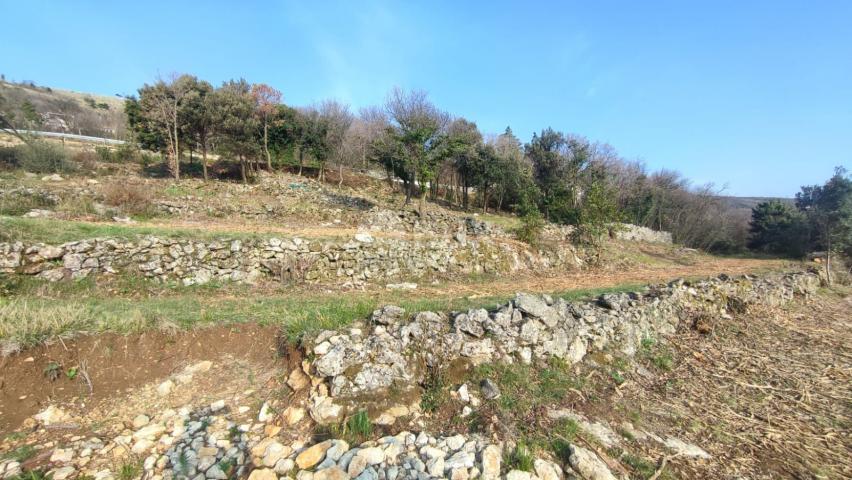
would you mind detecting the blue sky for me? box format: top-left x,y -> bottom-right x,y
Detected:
2,0 -> 850,197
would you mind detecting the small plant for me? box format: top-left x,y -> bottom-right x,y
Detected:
102,182 -> 154,217
609,370 -> 625,385
1,445 -> 36,462
5,469 -> 51,480
65,366 -> 78,380
44,361 -> 61,381
420,364 -> 447,412
506,442 -> 535,472
117,459 -> 141,480
515,209 -> 545,246
17,141 -> 75,173
345,410 -> 373,440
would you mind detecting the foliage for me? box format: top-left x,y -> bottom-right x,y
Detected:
515,208 -> 545,246
16,141 -> 75,173
747,200 -> 808,257
506,442 -> 534,472
796,167 -> 852,283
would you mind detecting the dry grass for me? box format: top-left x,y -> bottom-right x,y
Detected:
102,181 -> 154,217
611,289 -> 852,479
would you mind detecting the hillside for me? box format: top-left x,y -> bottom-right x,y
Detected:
0,80 -> 126,138
0,116 -> 847,480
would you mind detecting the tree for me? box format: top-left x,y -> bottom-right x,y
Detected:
525,129 -> 591,222
442,118 -> 482,208
796,167 -> 852,283
747,200 -> 808,257
250,83 -> 282,171
215,79 -> 258,183
318,100 -> 353,184
180,78 -> 215,180
125,96 -> 166,152
384,87 -> 448,213
137,74 -> 194,179
0,91 -> 30,144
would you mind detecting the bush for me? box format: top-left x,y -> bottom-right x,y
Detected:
17,141 -> 75,173
515,210 -> 545,246
0,146 -> 19,169
102,182 -> 154,217
95,146 -> 114,163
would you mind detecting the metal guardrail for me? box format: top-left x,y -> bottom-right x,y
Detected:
1,129 -> 126,145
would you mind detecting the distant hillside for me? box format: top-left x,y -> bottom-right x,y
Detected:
719,196 -> 794,210
0,80 -> 126,139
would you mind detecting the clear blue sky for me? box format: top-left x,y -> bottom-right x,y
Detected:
2,0 -> 850,197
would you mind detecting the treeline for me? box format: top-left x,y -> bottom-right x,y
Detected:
748,168 -> 851,282
124,74 -> 759,251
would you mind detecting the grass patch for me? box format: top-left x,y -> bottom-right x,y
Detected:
640,336 -> 674,371
329,410 -> 374,444
0,444 -> 36,462
505,442 -> 535,472
0,216 -> 277,243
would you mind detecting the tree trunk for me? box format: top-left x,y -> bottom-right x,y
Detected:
338,163 -> 344,188
240,155 -> 247,184
264,121 -> 271,171
825,232 -> 833,285
202,145 -> 208,181
298,148 -> 303,176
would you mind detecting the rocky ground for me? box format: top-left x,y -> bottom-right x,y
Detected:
1,277 -> 848,480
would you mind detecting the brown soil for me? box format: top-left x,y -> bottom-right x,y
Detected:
0,323 -> 282,434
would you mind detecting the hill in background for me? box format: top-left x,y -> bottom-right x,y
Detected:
0,80 -> 126,138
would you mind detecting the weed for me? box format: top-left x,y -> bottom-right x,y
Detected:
102,182 -> 155,217
17,141 -> 75,173
609,370 -> 625,385
66,366 -> 78,380
43,361 -> 61,381
506,442 -> 535,472
117,459 -> 142,480
5,469 -> 51,480
330,410 -> 374,444
420,364 -> 447,412
622,453 -> 675,479
1,444 -> 36,462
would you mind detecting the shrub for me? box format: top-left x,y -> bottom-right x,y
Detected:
95,146 -> 114,163
102,182 -> 154,217
515,209 -> 545,246
17,141 -> 75,173
0,146 -> 19,169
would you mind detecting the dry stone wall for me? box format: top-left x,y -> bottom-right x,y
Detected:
300,271 -> 818,424
0,234 -> 584,285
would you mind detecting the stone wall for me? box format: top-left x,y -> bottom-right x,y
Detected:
0,234 -> 584,285
300,271 -> 818,423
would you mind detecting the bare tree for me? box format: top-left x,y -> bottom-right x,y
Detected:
318,100 -> 353,184
250,83 -> 282,171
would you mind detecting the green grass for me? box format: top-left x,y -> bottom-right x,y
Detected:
0,445 -> 36,462
0,216 -> 279,244
329,410 -> 374,444
505,442 -> 535,472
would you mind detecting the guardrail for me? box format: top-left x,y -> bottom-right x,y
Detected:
1,129 -> 127,145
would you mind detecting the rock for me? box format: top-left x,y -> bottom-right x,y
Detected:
505,470 -> 531,480
456,384 -> 471,403
258,402 -> 274,423
157,380 -> 175,396
568,445 -> 616,480
309,396 -> 342,424
50,448 -> 74,463
288,368 -> 311,390
356,447 -> 385,465
210,400 -> 226,412
480,445 -> 501,479
663,437 -> 711,459
247,468 -> 277,480
371,305 -> 406,325
480,379 -> 501,400
41,174 -> 64,182
51,466 -> 76,480
313,467 -> 348,480
206,465 -> 227,479
132,414 -> 150,428
34,405 -> 70,426
514,292 -> 557,323
445,435 -> 466,451
426,457 -> 444,476
186,360 -> 213,373
354,233 -> 374,243
133,424 -> 166,440
263,442 -> 292,467
274,458 -> 295,475
131,439 -> 154,454
386,282 -> 417,290
295,440 -> 333,469
283,406 -> 306,426
534,459 -> 562,480
347,455 -> 367,477
444,451 -> 474,470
